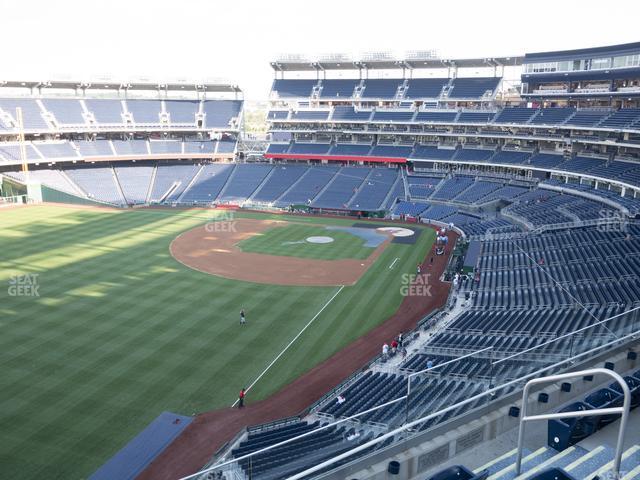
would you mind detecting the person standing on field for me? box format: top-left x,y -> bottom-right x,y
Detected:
240,309 -> 246,325
238,388 -> 246,408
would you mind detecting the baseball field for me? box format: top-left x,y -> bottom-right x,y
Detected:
0,205 -> 435,479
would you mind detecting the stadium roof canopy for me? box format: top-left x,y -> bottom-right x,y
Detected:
270,53 -> 524,72
0,78 -> 242,93
524,41 -> 640,63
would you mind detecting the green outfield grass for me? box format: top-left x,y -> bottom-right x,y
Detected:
0,206 -> 435,479
237,223 -> 375,260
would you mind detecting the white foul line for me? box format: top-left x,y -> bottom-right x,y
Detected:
389,257 -> 399,269
231,285 -> 345,407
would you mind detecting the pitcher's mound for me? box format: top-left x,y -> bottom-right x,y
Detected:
306,236 -> 334,244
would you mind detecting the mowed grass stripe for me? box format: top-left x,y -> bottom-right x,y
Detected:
0,206 -> 434,479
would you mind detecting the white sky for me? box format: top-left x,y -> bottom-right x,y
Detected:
1,0 -> 639,101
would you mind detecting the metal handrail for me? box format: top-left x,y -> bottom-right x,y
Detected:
493,305 -> 640,366
514,367 -> 632,477
407,346 -> 493,396
180,396 -> 407,480
284,329 -> 639,480
186,327 -> 639,480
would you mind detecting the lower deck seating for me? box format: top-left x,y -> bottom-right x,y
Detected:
150,163 -> 201,202
3,169 -> 81,196
349,168 -> 399,210
179,163 -> 235,203
251,165 -> 309,203
232,421 -> 372,480
311,166 -> 370,209
64,166 -> 125,204
275,166 -> 339,206
114,164 -> 155,204
218,164 -> 273,203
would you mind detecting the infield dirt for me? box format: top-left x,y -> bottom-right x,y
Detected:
170,218 -> 390,286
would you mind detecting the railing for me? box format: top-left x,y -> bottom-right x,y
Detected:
515,368 -> 631,477
310,308 -> 442,415
0,194 -> 28,206
188,306 -> 640,480
405,346 -> 493,422
185,397 -> 408,480
617,86 -> 640,93
246,415 -> 300,435
573,87 -> 611,94
285,327 -> 640,480
532,88 -> 568,95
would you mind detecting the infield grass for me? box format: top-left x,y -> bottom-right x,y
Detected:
0,205 -> 434,479
237,223 -> 374,260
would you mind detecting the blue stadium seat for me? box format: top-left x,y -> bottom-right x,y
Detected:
165,100 -> 199,124
493,107 -> 537,124
548,402 -> 598,451
530,108 -> 575,125
271,79 -> 317,98
252,165 -> 309,203
415,111 -> 458,122
203,100 -> 241,128
404,78 -> 449,98
449,78 -> 500,99
85,99 -> 125,124
426,465 -> 488,480
312,166 -> 369,209
361,79 -> 404,99
126,100 -> 162,124
331,106 -> 372,121
319,79 -> 359,98
457,111 -> 496,123
42,99 -> 86,125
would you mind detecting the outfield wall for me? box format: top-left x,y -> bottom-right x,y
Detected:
39,184 -> 108,207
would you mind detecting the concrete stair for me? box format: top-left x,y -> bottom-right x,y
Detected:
582,445 -> 640,480
471,443 -> 640,480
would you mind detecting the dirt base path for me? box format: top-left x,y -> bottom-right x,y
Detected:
170,218 -> 390,286
138,228 -> 457,480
